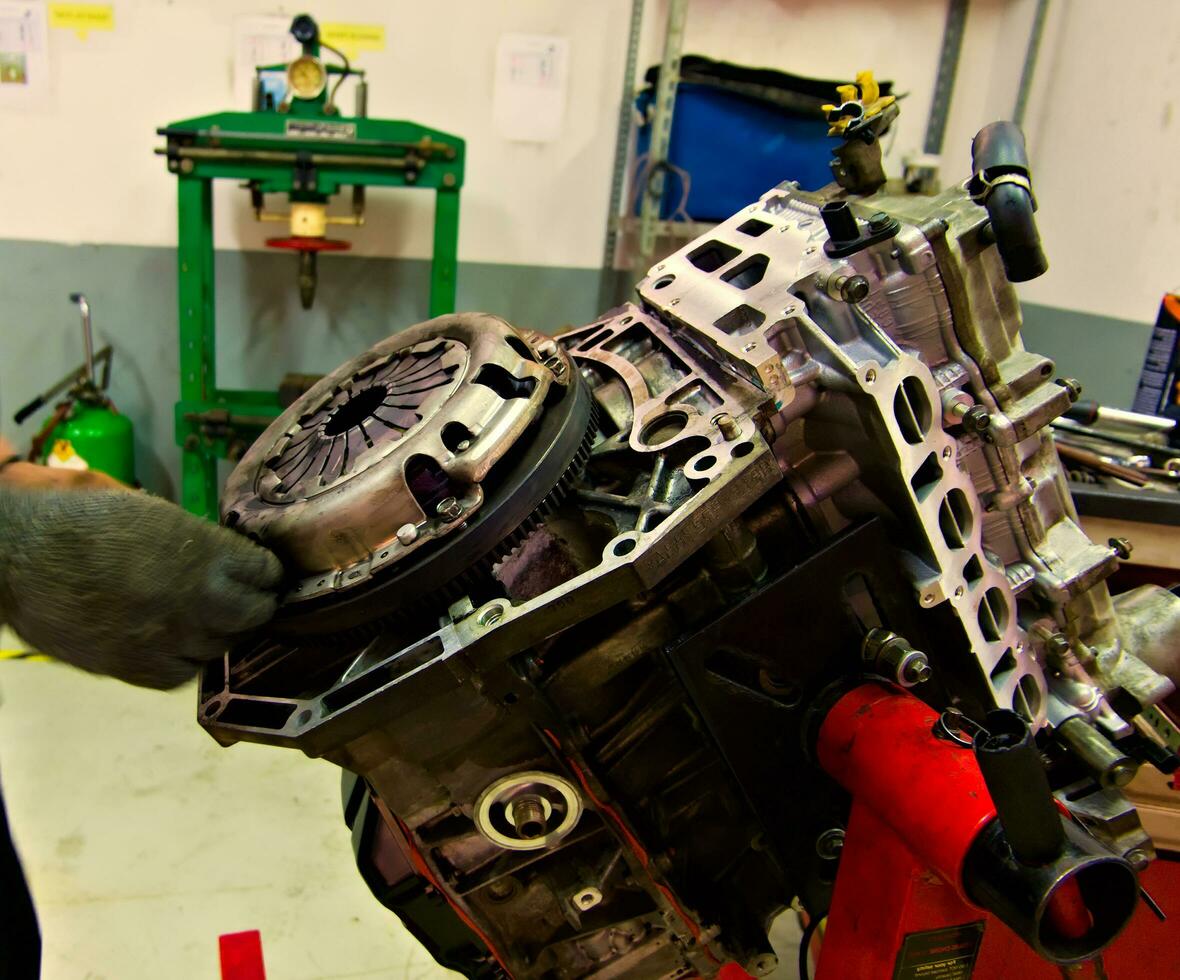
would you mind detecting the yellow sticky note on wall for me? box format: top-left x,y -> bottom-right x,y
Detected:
49,3 -> 115,40
320,23 -> 385,60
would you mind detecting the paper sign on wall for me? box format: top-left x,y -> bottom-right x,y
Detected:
48,3 -> 113,39
0,1 -> 48,105
233,14 -> 300,109
493,34 -> 569,143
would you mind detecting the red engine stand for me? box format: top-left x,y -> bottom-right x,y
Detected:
814,683 -> 1114,979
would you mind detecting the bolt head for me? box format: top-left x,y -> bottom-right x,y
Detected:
1108,759 -> 1139,789
436,497 -> 463,521
907,660 -> 933,685
1045,632 -> 1071,658
964,405 -> 992,432
868,211 -> 892,232
1055,377 -> 1084,403
1109,536 -> 1133,560
816,827 -> 846,860
900,651 -> 933,686
841,274 -> 871,303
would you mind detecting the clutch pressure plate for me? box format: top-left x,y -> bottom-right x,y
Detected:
222,313 -> 595,635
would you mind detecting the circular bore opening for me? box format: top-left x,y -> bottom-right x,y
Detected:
478,603 -> 506,627
978,587 -> 1010,642
639,411 -> 688,446
694,454 -> 718,470
574,888 -> 602,910
731,441 -> 754,458
613,538 -> 637,557
653,274 -> 675,289
323,384 -> 387,436
893,376 -> 934,444
939,488 -> 974,550
1037,858 -> 1139,961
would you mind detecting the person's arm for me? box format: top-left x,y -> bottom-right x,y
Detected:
0,480 -> 282,690
0,435 -> 126,491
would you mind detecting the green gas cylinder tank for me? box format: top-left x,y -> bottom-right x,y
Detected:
44,402 -> 136,485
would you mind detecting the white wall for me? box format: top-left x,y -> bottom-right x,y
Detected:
1018,0 -> 1180,322
0,0 -> 636,268
0,0 -> 1172,325
0,1 -> 1038,261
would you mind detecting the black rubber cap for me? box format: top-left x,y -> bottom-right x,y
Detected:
820,201 -> 859,246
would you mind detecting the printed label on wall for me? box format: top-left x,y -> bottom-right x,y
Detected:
47,3 -> 113,39
320,22 -> 385,59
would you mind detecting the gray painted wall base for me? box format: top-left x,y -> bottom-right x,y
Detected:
0,239 -> 1151,499
1020,303 -> 1152,412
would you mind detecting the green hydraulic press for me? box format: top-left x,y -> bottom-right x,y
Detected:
157,13 -> 464,518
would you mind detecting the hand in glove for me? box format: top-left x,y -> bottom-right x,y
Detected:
0,488 -> 283,689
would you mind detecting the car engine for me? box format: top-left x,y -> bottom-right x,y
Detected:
200,119 -> 1180,978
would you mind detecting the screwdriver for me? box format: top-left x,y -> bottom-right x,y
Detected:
1064,400 -> 1176,433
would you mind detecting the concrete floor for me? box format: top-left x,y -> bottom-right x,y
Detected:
0,647 -> 801,979
0,653 -> 447,979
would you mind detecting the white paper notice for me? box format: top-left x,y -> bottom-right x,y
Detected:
0,1 -> 48,106
232,14 -> 300,110
492,34 -> 569,143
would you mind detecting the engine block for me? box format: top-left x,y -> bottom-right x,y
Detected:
201,132 -> 1180,978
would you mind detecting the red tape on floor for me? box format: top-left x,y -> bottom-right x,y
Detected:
219,930 -> 266,980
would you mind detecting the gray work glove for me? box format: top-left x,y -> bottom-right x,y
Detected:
0,488 -> 282,689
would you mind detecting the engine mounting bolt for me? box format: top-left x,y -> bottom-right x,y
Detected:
396,523 -> 419,546
1045,632 -> 1071,658
864,628 -> 932,687
868,211 -> 892,233
455,439 -> 471,453
1108,537 -> 1133,560
544,355 -> 567,378
816,827 -> 845,860
902,652 -> 933,685
1126,848 -> 1149,870
712,413 -> 741,441
485,875 -> 523,903
436,497 -> 463,521
840,274 -> 871,303
963,405 -> 992,432
1055,377 -> 1084,403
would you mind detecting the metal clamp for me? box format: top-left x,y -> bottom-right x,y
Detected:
932,707 -> 988,748
968,170 -> 1036,209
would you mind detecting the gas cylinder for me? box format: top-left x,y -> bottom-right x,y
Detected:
43,401 -> 135,484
